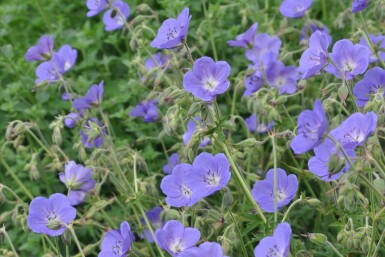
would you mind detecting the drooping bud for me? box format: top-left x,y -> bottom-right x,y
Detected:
61,228 -> 72,246
327,153 -> 345,175
305,233 -> 328,246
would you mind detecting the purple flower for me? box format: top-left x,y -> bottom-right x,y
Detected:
299,23 -> 331,43
189,152 -> 230,198
74,81 -> 105,111
245,34 -> 281,64
254,223 -> 292,257
160,164 -> 201,207
244,71 -> 263,96
245,114 -> 274,134
353,67 -> 385,107
324,39 -> 371,80
183,56 -> 231,102
56,45 -> 77,73
352,0 -> 370,13
299,31 -> 331,79
80,118 -> 106,149
35,55 -> 64,85
179,242 -> 227,257
251,168 -> 298,212
280,0 -> 313,18
25,35 -> 54,62
27,193 -> 76,236
183,117 -> 211,147
142,206 -> 163,243
163,153 -> 180,174
328,112 -> 377,148
64,112 -> 80,129
62,92 -> 74,101
102,1 -> 130,31
308,138 -> 356,181
98,221 -> 135,257
150,8 -> 192,49
359,35 -> 385,63
130,99 -> 159,122
155,220 -> 200,256
227,22 -> 258,48
266,61 -> 298,95
86,0 -> 108,17
59,161 -> 96,206
145,52 -> 170,72
290,99 -> 327,154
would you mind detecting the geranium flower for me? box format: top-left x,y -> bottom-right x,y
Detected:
227,22 -> 258,48
130,99 -> 159,122
98,221 -> 135,257
59,161 -> 96,205
102,1 -> 130,31
27,193 -> 76,236
280,0 -> 313,18
245,114 -> 275,134
179,242 -> 227,257
352,0 -> 370,13
254,223 -> 292,257
86,0 -> 108,17
80,118 -> 106,148
324,39 -> 370,80
182,117 -> 211,147
25,35 -> 54,62
155,220 -> 200,256
189,152 -> 231,198
290,99 -> 327,154
163,153 -> 180,174
183,56 -> 231,102
151,8 -> 191,49
353,67 -> 385,107
251,168 -> 298,212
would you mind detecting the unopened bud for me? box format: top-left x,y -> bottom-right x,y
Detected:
373,178 -> 385,195
52,127 -> 62,146
61,228 -> 72,246
305,233 -> 328,246
306,198 -> 321,207
327,153 -> 345,175
338,84 -> 349,104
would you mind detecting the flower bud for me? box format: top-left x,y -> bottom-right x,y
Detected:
306,233 -> 328,246
338,84 -> 349,104
327,153 -> 345,175
373,178 -> 385,195
306,198 -> 321,207
61,228 -> 72,246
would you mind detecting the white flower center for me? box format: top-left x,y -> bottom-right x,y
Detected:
112,240 -> 123,255
341,59 -> 357,73
179,184 -> 192,197
344,127 -> 365,144
169,240 -> 183,253
267,244 -> 284,257
204,170 -> 220,186
203,76 -> 219,92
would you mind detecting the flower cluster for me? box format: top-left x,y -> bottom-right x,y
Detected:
25,35 -> 77,85
86,0 -> 130,31
161,152 -> 230,207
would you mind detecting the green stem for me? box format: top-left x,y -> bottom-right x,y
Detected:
372,231 -> 385,257
326,241 -> 343,257
272,136 -> 278,223
1,225 -> 20,257
135,201 -> 166,257
66,245 -> 69,257
184,43 -> 195,64
228,210 -> 249,257
67,225 -> 85,257
282,196 -> 303,222
1,157 -> 34,200
55,237 -> 62,257
221,142 -> 267,223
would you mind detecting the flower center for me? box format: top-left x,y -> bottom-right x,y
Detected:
303,121 -> 321,140
179,184 -> 192,197
341,59 -> 356,73
204,170 -> 220,186
272,190 -> 286,202
45,212 -> 62,230
266,244 -> 284,257
169,240 -> 183,253
344,127 -> 365,143
112,240 -> 123,255
274,77 -> 286,87
203,76 -> 219,91
167,27 -> 178,40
